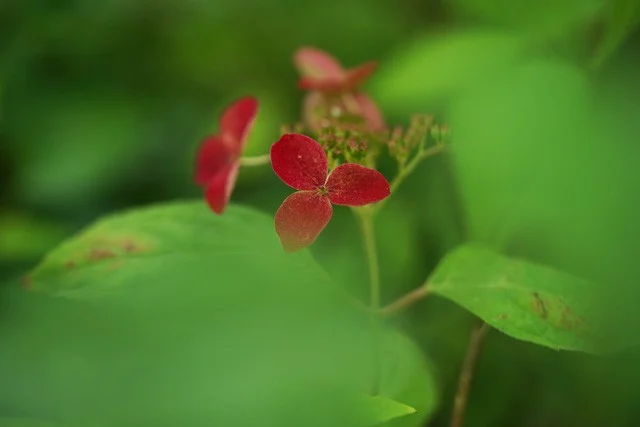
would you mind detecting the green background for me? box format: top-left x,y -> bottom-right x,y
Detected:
2,0 -> 640,426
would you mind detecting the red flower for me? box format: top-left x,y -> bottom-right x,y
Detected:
195,97 -> 258,214
271,133 -> 391,252
302,91 -> 386,132
294,47 -> 378,93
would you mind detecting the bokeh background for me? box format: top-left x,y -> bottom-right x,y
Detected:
2,0 -> 640,426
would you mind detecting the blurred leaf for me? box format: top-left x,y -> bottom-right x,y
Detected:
5,202 -> 379,426
353,395 -> 416,426
447,57 -> 640,289
0,212 -> 68,262
376,329 -> 439,427
429,244 -> 636,353
0,419 -> 66,427
15,92 -> 149,209
591,0 -> 640,68
371,30 -> 524,113
0,419 -> 101,427
24,201 -> 322,298
447,0 -> 604,38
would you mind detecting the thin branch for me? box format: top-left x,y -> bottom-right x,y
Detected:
239,154 -> 271,166
379,285 -> 430,316
356,210 -> 382,395
450,322 -> 491,427
374,143 -> 445,215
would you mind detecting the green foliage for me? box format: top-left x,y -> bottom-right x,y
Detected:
25,201 -> 320,298
591,0 -> 640,68
371,30 -> 524,113
0,212 -> 68,262
11,92 -> 150,210
3,1 -> 640,426
0,420 -> 80,427
429,244 -> 636,353
376,330 -> 439,427
447,56 -> 640,299
354,396 -> 416,425
447,0 -> 605,38
5,202 -> 432,426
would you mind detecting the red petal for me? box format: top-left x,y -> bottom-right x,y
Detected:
204,162 -> 240,214
274,191 -> 333,252
354,93 -> 386,131
195,136 -> 235,186
220,96 -> 258,151
294,47 -> 344,81
298,76 -> 345,92
301,91 -> 326,129
343,61 -> 378,91
325,164 -> 390,206
270,133 -> 328,190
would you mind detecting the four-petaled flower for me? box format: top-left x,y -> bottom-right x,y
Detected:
195,97 -> 258,214
295,47 -> 385,132
294,47 -> 378,93
271,133 -> 391,252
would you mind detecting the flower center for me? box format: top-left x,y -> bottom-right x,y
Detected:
317,186 -> 329,197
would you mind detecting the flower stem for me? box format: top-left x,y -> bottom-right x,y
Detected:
451,322 -> 490,427
239,154 -> 271,166
357,208 -> 382,395
379,284 -> 430,316
342,93 -> 362,116
359,211 -> 380,313
374,143 -> 445,215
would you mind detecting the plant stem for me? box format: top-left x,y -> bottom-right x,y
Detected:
374,143 -> 445,215
239,154 -> 271,166
357,208 -> 382,395
342,93 -> 362,116
379,284 -> 430,316
450,322 -> 490,427
392,144 -> 445,193
359,211 -> 380,313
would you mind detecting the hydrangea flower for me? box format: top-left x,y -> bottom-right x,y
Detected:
294,47 -> 385,132
294,47 -> 378,93
195,97 -> 258,214
302,91 -> 386,132
271,133 -> 390,252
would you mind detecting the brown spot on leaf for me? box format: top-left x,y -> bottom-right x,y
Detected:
108,261 -> 123,271
89,248 -> 116,261
560,301 -> 585,331
497,314 -> 508,320
531,292 -> 548,319
20,275 -> 32,289
65,261 -> 76,270
122,240 -> 142,253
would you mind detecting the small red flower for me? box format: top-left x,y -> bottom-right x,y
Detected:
195,97 -> 258,214
303,91 -> 386,132
271,133 -> 391,252
294,47 -> 378,93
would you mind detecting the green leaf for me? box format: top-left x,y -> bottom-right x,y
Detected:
371,30 -> 524,113
352,395 -> 416,426
0,419 -> 98,427
15,91 -> 149,209
357,329 -> 439,427
429,244 -> 636,353
591,0 -> 640,68
447,0 -> 604,38
0,212 -> 69,262
0,420 -> 59,427
447,57 -> 640,324
24,200 -> 321,299
8,201 -> 378,426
